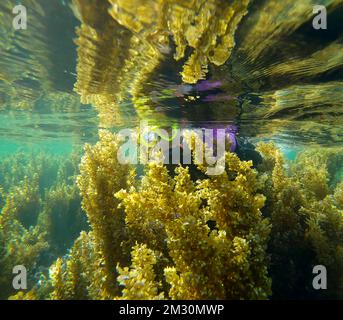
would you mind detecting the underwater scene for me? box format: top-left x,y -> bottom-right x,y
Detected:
0,0 -> 343,301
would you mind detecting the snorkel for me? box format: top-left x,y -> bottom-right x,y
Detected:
200,124 -> 238,152
140,123 -> 180,148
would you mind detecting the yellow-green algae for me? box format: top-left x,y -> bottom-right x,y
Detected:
0,151 -> 87,299
256,143 -> 343,298
4,131 -> 342,300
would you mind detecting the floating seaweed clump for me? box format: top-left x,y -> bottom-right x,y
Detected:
72,0 -> 250,126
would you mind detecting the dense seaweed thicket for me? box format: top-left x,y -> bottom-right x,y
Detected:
0,151 -> 88,299
1,132 -> 342,300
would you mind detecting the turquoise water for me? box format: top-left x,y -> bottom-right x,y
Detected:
0,106 -> 99,155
